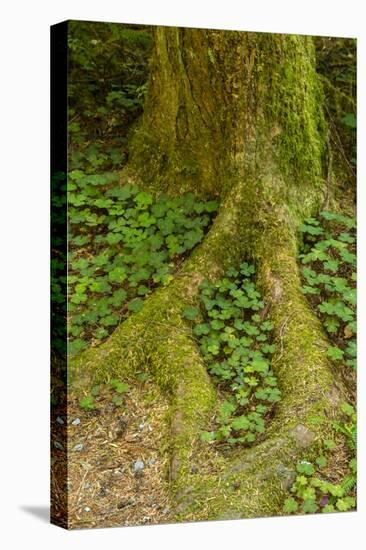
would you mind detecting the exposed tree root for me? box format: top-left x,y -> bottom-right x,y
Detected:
70,178 -> 346,520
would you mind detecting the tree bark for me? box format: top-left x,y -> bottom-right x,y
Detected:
71,27 -> 346,520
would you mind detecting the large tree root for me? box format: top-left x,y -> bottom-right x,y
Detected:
69,180 -> 345,520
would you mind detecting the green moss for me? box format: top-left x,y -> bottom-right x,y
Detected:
130,29 -> 327,210
65,27 -> 352,523
69,178 -> 345,520
260,35 -> 327,187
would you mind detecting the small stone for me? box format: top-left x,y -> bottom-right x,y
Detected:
148,458 -> 157,466
132,460 -> 145,474
148,426 -> 153,432
72,418 -> 81,426
84,507 -> 91,512
56,416 -> 64,425
73,443 -> 83,452
138,422 -> 145,430
117,499 -> 133,509
54,441 -> 63,450
99,487 -> 108,497
290,424 -> 315,448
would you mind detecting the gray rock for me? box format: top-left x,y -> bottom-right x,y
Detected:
72,443 -> 83,452
277,464 -> 296,490
290,424 -> 315,448
56,416 -> 64,425
72,418 -> 81,426
54,441 -> 63,450
132,460 -> 145,473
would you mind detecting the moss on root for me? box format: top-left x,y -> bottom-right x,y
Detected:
68,29 -> 348,521
69,177 -> 345,520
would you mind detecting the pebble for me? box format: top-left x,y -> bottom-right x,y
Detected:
54,441 -> 63,450
148,458 -> 156,465
84,507 -> 91,512
132,460 -> 145,473
72,443 -> 84,452
138,422 -> 145,430
56,416 -> 64,425
72,418 -> 81,426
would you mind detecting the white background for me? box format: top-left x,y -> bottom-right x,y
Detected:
1,0 -> 365,548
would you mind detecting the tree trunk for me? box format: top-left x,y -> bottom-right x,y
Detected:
71,27 -> 345,520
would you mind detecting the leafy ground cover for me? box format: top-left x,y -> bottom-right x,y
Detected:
68,22 -> 152,174
184,263 -> 280,447
282,210 -> 357,516
299,211 -> 356,379
68,177 -> 218,354
65,22 -> 219,355
283,402 -> 356,514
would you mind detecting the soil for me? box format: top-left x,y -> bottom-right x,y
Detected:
51,378 -> 174,529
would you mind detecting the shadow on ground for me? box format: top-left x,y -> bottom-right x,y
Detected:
20,506 -> 49,523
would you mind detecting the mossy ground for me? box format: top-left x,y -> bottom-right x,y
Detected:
64,29 -> 354,525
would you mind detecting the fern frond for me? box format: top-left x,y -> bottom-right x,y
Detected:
341,475 -> 356,494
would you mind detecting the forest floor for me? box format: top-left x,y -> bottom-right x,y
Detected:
51,380 -> 174,529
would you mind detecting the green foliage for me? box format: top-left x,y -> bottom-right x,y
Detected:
78,379 -> 131,410
51,172 -> 67,357
297,462 -> 315,476
333,402 -> 357,452
109,380 -> 130,394
283,497 -> 298,513
66,22 -> 219,354
192,264 -> 280,447
68,182 -> 218,352
68,21 -> 152,172
79,395 -> 95,410
315,37 -> 356,168
315,456 -> 327,468
299,211 -> 356,372
109,379 -> 130,406
182,307 -> 200,321
283,401 -> 356,516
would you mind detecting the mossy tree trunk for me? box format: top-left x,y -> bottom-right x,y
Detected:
72,28 -> 345,520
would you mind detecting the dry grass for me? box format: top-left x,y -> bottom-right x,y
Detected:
51,378 -> 174,529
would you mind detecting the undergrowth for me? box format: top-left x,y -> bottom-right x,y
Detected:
68,176 -> 218,354
299,210 -> 356,376
184,263 -> 280,447
65,22 -> 220,355
68,21 -> 152,172
283,402 -> 356,514
282,210 -> 357,516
